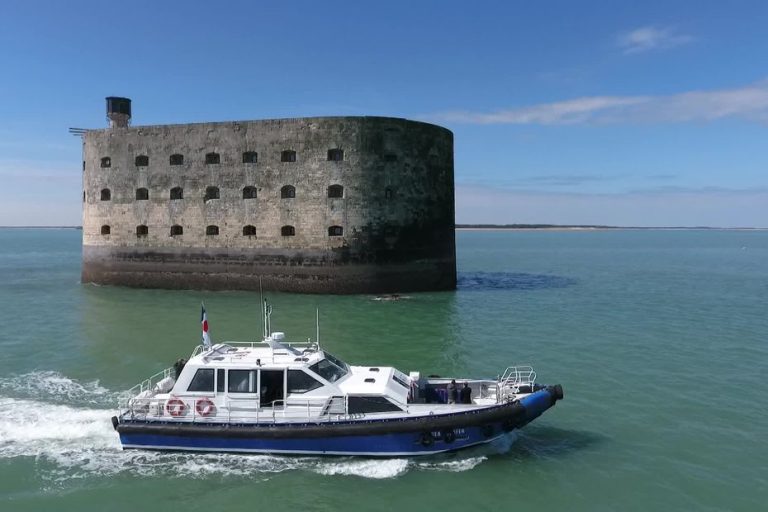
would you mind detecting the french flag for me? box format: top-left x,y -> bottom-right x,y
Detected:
201,303 -> 212,348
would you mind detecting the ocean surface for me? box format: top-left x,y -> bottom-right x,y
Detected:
0,228 -> 766,511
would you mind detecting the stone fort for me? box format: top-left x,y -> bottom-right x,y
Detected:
80,97 -> 456,294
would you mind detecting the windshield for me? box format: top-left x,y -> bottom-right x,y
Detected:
309,354 -> 348,383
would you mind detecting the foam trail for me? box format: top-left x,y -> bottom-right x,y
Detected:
0,371 -> 117,407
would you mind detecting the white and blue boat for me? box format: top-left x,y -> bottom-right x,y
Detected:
112,304 -> 564,456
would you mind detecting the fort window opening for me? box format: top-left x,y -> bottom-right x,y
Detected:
242,186 -> 257,199
243,225 -> 257,236
385,188 -> 393,199
327,148 -> 344,161
205,152 -> 221,165
281,185 -> 296,199
328,225 -> 343,237
170,225 -> 183,236
82,191 -> 85,202
281,150 -> 296,163
82,161 -> 85,171
384,154 -> 398,162
135,155 -> 149,167
100,225 -> 111,235
206,225 -> 219,236
170,187 -> 183,200
170,154 -> 184,166
281,225 -> 295,237
204,186 -> 220,201
242,151 -> 258,164
136,225 -> 148,237
100,157 -> 111,168
328,184 -> 343,198
135,188 -> 149,200
100,188 -> 111,201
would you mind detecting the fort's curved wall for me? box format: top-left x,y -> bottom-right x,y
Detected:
81,116 -> 456,293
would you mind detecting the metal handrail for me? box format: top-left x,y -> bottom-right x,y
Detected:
120,394 -> 351,424
125,367 -> 173,397
498,365 -> 536,402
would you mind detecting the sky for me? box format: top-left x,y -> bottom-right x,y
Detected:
1,0 -> 766,227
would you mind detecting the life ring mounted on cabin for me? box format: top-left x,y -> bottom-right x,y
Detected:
195,398 -> 216,417
165,397 -> 186,417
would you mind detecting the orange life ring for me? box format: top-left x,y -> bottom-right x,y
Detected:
195,398 -> 216,417
166,397 -> 186,417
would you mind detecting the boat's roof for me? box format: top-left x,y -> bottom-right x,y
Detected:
191,342 -> 326,370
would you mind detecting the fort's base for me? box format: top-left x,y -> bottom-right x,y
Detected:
82,245 -> 456,294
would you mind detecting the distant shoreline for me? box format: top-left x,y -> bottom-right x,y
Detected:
455,224 -> 767,231
0,226 -> 82,229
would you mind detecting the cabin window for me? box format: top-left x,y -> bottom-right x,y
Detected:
170,154 -> 184,165
228,370 -> 256,393
327,184 -> 343,198
136,225 -> 148,237
242,151 -> 258,164
170,187 -> 183,200
243,186 -> 257,199
135,155 -> 149,167
287,370 -> 323,394
216,369 -> 225,393
328,225 -> 343,237
392,373 -> 409,389
281,150 -> 296,162
281,225 -> 295,237
260,369 -> 285,407
308,357 -> 348,383
170,225 -> 183,236
206,225 -> 219,236
204,186 -> 220,201
384,154 -> 398,162
347,396 -> 402,414
187,368 -> 215,392
136,188 -> 149,200
281,185 -> 295,198
243,225 -> 256,236
100,188 -> 111,201
100,157 -> 111,168
100,225 -> 111,235
327,148 -> 344,161
205,152 -> 220,165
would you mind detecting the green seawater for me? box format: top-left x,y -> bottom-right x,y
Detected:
0,228 -> 766,511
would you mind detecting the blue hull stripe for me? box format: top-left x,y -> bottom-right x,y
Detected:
120,426 -> 504,456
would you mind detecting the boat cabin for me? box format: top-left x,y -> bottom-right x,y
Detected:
169,334 -> 410,419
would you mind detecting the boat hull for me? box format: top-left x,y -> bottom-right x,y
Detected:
115,386 -> 562,456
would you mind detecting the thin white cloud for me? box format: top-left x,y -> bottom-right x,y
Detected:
617,25 -> 694,54
432,79 -> 768,125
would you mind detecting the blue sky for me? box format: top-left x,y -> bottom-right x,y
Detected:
1,0 -> 766,227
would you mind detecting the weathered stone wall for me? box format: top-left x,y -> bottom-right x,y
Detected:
81,116 -> 456,293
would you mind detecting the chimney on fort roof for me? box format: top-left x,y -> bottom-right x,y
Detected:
106,96 -> 132,128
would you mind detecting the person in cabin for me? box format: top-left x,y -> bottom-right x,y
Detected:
460,382 -> 472,404
173,358 -> 186,379
447,379 -> 458,404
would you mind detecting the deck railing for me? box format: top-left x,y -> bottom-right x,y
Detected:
498,366 -> 536,401
119,394 -> 350,424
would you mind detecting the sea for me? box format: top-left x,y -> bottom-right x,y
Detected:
0,228 -> 765,511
